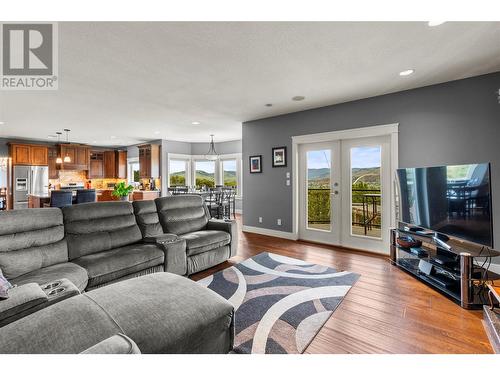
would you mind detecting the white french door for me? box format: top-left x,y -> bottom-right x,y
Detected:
298,141 -> 341,244
298,135 -> 392,254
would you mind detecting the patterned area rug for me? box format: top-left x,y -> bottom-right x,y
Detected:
198,252 -> 360,354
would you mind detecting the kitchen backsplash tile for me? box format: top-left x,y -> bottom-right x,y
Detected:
49,170 -> 88,189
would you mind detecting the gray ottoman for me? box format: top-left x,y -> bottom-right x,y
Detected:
0,273 -> 234,354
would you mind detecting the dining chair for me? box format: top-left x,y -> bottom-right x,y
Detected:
49,191 -> 73,208
76,189 -> 96,204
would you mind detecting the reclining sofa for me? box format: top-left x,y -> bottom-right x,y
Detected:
0,196 -> 237,292
0,273 -> 234,354
0,196 -> 238,353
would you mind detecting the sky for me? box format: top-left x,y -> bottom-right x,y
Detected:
170,159 -> 237,174
306,146 -> 381,169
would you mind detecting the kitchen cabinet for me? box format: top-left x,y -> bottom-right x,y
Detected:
89,152 -> 104,178
10,144 -> 31,165
48,147 -> 59,179
132,190 -> 160,201
9,143 -> 49,166
76,146 -> 89,166
138,144 -> 160,179
31,146 -> 48,165
116,150 -> 127,179
103,151 -> 116,178
57,144 -> 90,170
28,195 -> 50,208
89,150 -> 127,179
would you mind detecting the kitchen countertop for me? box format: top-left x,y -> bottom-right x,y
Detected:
28,194 -> 51,198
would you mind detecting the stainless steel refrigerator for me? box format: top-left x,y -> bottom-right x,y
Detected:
13,166 -> 49,209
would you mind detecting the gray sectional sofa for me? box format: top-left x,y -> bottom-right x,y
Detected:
0,273 -> 234,354
0,195 -> 238,353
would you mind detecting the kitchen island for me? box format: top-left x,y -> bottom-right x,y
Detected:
96,189 -> 161,202
28,194 -> 51,208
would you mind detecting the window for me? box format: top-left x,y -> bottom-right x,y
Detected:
169,159 -> 187,186
128,159 -> 140,184
350,146 -> 381,238
195,160 -> 215,188
306,150 -> 331,231
222,159 -> 237,188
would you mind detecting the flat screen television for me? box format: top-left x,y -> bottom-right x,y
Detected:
396,163 -> 493,247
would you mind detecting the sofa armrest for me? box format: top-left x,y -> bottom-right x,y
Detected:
0,283 -> 48,327
143,233 -> 179,244
206,219 -> 238,257
145,235 -> 187,276
80,334 -> 141,354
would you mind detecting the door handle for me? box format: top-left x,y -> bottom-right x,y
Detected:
331,191 -> 339,195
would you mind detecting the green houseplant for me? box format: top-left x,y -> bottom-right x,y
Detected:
112,182 -> 134,201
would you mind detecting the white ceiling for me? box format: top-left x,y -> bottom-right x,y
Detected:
1,22 -> 500,146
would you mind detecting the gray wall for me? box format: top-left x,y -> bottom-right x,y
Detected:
243,72 -> 500,246
191,140 -> 242,155
0,139 -> 8,157
128,139 -> 242,158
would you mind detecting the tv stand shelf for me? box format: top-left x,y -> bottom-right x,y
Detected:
390,227 -> 500,309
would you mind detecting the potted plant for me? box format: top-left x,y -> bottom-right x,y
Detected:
112,182 -> 134,201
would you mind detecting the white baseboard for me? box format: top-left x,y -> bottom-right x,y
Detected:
242,225 -> 298,240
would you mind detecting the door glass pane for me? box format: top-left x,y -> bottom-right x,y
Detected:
306,150 -> 331,231
195,161 -> 215,188
222,160 -> 237,187
351,146 -> 381,238
169,159 -> 186,186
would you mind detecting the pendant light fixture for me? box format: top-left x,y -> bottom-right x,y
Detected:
204,134 -> 219,161
55,132 -> 63,164
63,129 -> 71,163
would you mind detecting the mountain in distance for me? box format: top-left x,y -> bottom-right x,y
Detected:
307,167 -> 380,185
171,170 -> 236,183
307,168 -> 329,180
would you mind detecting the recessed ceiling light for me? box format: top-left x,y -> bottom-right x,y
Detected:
265,103 -> 273,107
292,96 -> 305,101
0,122 -> 4,125
154,131 -> 161,135
47,135 -> 57,139
110,135 -> 117,139
399,69 -> 415,76
428,21 -> 446,27
192,121 -> 201,125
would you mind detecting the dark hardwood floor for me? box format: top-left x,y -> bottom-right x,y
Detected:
191,215 -> 493,354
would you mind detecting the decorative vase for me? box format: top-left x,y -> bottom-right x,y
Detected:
119,195 -> 129,201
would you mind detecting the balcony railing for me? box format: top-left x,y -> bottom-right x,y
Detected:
307,187 -> 381,237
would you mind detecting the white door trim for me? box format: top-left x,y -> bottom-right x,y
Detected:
291,123 -> 399,252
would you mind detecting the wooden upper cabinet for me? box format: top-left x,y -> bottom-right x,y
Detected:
60,145 -> 76,165
103,151 -> 116,178
10,144 -> 31,165
116,150 -> 127,179
138,144 -> 159,178
89,152 -> 104,179
57,144 -> 90,170
31,145 -> 48,165
75,146 -> 89,166
48,147 -> 59,179
9,143 -> 48,165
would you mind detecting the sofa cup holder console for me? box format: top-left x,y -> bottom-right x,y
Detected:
48,287 -> 66,296
43,281 -> 62,291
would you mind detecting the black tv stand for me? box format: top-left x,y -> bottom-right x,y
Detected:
390,226 -> 500,309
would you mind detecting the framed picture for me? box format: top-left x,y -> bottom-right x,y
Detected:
272,146 -> 287,167
249,155 -> 262,173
